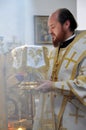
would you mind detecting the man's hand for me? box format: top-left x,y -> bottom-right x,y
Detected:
35,80 -> 54,92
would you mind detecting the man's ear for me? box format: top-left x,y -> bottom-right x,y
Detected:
64,20 -> 70,29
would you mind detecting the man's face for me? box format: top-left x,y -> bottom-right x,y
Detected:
48,15 -> 66,47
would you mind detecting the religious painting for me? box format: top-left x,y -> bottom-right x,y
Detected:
34,16 -> 52,45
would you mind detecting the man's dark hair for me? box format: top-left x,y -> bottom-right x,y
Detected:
57,8 -> 77,31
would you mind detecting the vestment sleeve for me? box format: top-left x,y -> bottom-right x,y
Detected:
53,58 -> 86,105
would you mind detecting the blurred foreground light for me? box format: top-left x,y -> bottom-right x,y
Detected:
17,127 -> 23,130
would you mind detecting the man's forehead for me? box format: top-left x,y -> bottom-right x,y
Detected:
48,18 -> 57,27
48,13 -> 58,26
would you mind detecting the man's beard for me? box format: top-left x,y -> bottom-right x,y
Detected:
52,38 -> 60,47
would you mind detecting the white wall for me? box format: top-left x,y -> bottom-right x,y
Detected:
0,0 -> 77,44
0,0 -> 25,43
33,0 -> 77,18
77,0 -> 86,30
